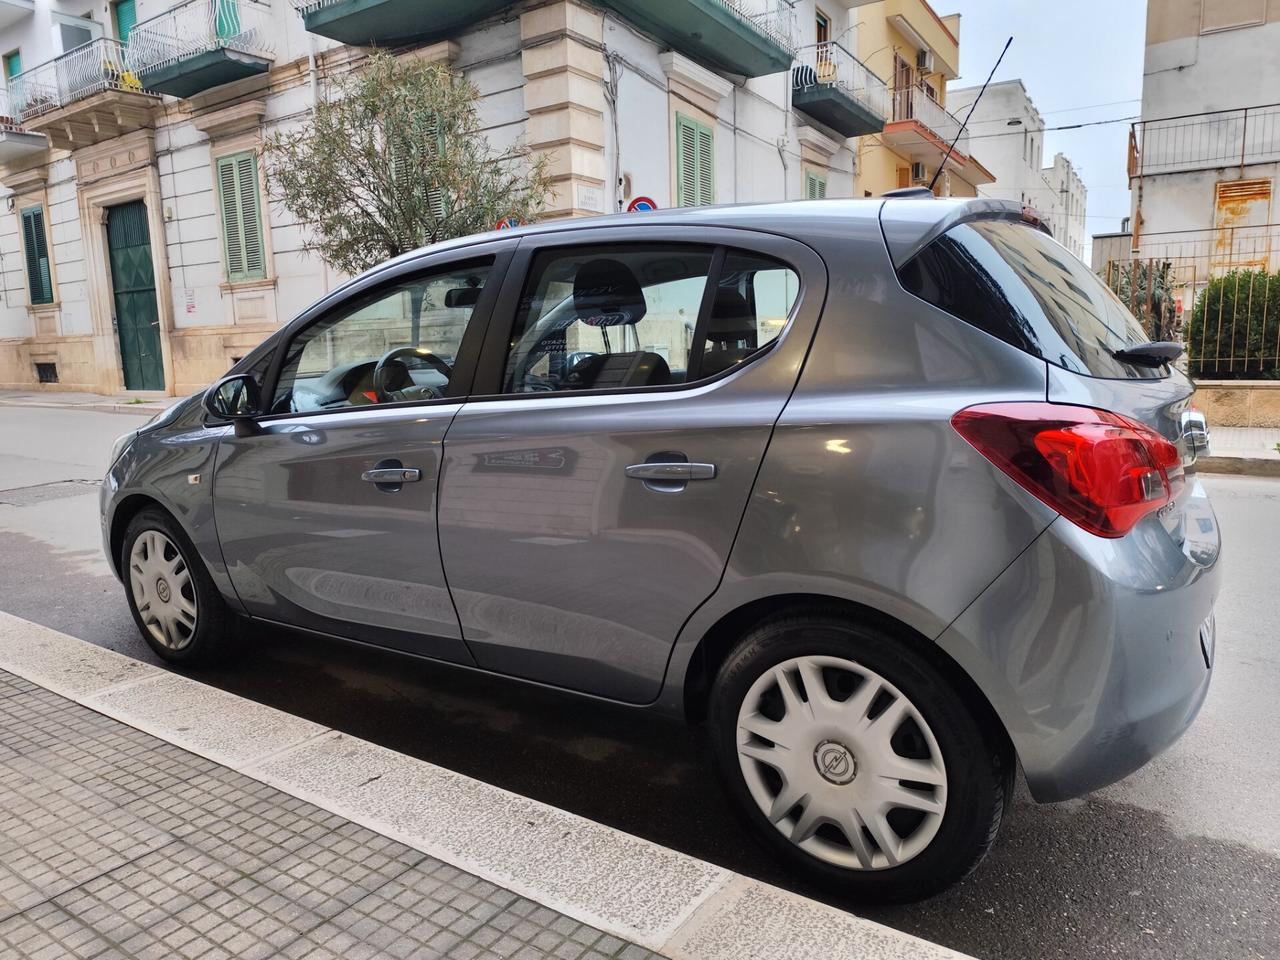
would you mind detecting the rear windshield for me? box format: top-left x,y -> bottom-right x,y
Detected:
898,219 -> 1161,380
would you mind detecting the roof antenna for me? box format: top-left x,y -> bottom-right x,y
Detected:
928,36 -> 1012,194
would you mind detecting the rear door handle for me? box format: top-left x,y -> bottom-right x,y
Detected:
625,462 -> 716,481
361,467 -> 422,484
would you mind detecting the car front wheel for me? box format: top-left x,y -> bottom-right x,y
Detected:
122,507 -> 240,666
709,611 -> 1011,902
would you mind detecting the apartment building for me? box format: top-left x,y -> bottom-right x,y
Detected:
0,0 -> 984,395
1127,0 -> 1280,269
845,0 -> 993,197
947,80 -> 1088,259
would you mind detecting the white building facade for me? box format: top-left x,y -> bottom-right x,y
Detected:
947,79 -> 1087,259
1127,0 -> 1280,272
0,0 -> 911,395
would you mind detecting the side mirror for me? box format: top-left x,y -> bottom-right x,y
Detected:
203,374 -> 262,434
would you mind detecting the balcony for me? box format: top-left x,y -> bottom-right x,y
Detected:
791,42 -> 887,138
1129,104 -> 1280,178
0,90 -> 48,163
0,0 -> 34,31
8,38 -> 159,151
291,0 -> 511,46
597,0 -> 796,78
126,0 -> 273,99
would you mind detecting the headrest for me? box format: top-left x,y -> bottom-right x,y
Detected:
707,288 -> 757,344
574,259 -> 647,327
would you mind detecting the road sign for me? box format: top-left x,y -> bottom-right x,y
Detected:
627,197 -> 658,213
495,216 -> 520,230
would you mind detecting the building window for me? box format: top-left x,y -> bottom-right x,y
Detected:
20,205 -> 53,306
113,0 -> 137,43
216,151 -> 267,283
816,9 -> 831,44
675,113 -> 714,208
3,50 -> 20,81
805,171 -> 828,199
35,362 -> 58,383
51,13 -> 103,56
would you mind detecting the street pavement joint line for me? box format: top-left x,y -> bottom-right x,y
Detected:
78,666 -> 173,701
238,727 -> 344,771
0,611 -> 976,960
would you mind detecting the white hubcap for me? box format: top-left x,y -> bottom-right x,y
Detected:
129,530 -> 197,651
736,655 -> 947,870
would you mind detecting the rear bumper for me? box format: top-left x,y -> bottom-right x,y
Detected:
936,478 -> 1220,802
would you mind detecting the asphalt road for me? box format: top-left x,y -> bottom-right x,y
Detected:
1,404 -> 1277,960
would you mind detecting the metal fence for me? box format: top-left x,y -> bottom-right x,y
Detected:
892,83 -> 967,157
0,89 -> 25,132
127,0 -> 274,78
8,38 -> 143,122
713,0 -> 798,55
1129,104 -> 1280,177
793,42 -> 889,121
1104,225 -> 1280,378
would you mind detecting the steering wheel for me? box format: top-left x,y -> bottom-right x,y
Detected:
372,347 -> 454,403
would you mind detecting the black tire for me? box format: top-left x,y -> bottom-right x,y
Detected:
708,609 -> 1011,903
121,507 -> 242,666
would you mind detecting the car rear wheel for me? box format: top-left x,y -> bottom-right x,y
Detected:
709,611 -> 1011,902
122,508 -> 240,666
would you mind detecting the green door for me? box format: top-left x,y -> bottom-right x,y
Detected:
107,201 -> 165,391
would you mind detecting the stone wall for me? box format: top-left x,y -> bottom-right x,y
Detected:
1194,381 -> 1280,427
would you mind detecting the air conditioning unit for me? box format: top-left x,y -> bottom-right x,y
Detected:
910,162 -> 928,183
916,49 -> 935,73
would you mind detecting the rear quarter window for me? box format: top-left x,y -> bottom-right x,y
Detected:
898,219 -> 1161,380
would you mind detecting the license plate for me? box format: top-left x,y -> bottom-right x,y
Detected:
1200,613 -> 1216,668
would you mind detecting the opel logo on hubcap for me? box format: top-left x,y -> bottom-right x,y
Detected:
155,578 -> 171,604
814,740 -> 857,785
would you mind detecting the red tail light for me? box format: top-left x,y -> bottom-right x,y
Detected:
952,402 -> 1184,538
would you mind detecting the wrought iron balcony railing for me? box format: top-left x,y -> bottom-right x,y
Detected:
892,83 -> 968,157
1129,104 -> 1280,178
8,38 -> 148,122
793,42 -> 889,122
127,0 -> 274,79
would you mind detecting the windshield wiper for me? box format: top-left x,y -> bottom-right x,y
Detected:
1112,341 -> 1183,368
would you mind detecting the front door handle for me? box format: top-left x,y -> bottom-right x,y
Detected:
624,462 -> 716,481
361,467 -> 422,484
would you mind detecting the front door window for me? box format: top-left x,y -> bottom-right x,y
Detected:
271,260 -> 492,414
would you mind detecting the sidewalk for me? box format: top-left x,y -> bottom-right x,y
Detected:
0,389 -> 177,418
0,612 -> 968,960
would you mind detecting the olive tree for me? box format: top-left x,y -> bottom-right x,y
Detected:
263,52 -> 551,278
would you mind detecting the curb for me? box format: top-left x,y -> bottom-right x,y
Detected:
0,399 -> 170,417
1198,455 -> 1280,478
0,610 -> 973,960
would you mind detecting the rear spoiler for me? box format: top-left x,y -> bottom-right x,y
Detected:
880,197 -> 1042,269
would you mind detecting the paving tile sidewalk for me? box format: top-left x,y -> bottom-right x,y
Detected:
0,669 -> 663,960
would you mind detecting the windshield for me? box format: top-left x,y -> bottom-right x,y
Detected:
899,219 -> 1160,380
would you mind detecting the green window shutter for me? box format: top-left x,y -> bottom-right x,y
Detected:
805,172 -> 827,199
217,151 -> 266,282
425,114 -> 446,220
4,50 -> 20,79
20,206 -> 53,305
114,0 -> 137,42
675,114 -> 714,207
695,120 -> 714,206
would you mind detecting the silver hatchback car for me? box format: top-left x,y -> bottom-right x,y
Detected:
102,197 -> 1220,901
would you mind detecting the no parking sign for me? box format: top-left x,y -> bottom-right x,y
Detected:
495,216 -> 520,230
627,197 -> 658,213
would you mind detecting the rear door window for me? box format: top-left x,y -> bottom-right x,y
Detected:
899,219 -> 1160,379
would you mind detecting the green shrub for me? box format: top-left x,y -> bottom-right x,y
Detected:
1186,269 -> 1280,379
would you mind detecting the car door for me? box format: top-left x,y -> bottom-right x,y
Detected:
438,226 -> 826,702
212,242 -> 512,661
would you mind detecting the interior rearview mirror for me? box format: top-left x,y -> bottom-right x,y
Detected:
203,374 -> 261,424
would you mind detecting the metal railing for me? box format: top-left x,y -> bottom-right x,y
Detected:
793,42 -> 888,121
127,0 -> 274,78
1130,104 -> 1280,178
0,89 -> 26,132
1104,225 -> 1280,378
713,0 -> 798,55
892,82 -> 967,156
8,38 -> 147,122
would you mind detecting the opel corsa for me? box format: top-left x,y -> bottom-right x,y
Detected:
102,197 -> 1220,901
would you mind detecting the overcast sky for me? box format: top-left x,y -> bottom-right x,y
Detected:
937,0 -> 1147,240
